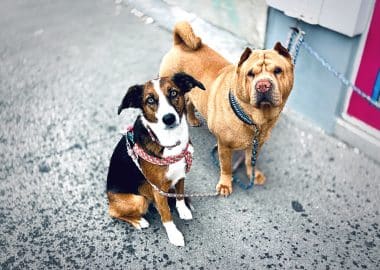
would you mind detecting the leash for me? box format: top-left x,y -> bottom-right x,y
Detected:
211,91 -> 260,190
124,126 -> 218,198
286,26 -> 380,110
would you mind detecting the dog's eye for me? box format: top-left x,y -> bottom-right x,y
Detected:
274,67 -> 283,75
247,70 -> 255,78
169,89 -> 178,98
146,97 -> 156,105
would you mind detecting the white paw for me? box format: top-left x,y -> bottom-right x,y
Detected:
176,200 -> 193,220
163,221 -> 185,247
138,217 -> 150,229
136,217 -> 149,230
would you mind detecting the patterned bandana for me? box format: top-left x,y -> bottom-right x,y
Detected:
125,126 -> 193,173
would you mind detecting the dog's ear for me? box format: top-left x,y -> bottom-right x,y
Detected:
237,47 -> 252,68
172,72 -> 205,93
274,42 -> 291,59
117,84 -> 144,115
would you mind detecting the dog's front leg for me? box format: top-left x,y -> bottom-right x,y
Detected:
245,148 -> 266,185
216,141 -> 233,196
153,184 -> 185,247
175,179 -> 192,220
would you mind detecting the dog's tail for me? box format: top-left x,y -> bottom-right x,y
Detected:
173,21 -> 202,50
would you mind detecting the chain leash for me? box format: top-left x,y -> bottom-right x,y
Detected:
287,27 -> 380,110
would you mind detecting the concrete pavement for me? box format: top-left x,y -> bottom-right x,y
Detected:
1,0 -> 379,269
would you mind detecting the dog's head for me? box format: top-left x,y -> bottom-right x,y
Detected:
235,42 -> 294,110
118,72 -> 205,129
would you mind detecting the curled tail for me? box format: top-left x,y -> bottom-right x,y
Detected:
173,21 -> 202,50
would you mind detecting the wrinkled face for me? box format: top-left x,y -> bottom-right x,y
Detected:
141,78 -> 185,129
237,43 -> 294,109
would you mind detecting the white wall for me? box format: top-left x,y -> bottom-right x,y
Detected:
164,0 -> 268,48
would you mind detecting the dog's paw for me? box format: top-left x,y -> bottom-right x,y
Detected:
134,217 -> 150,230
254,170 -> 266,185
139,217 -> 150,229
163,221 -> 185,247
176,200 -> 193,220
216,178 -> 233,197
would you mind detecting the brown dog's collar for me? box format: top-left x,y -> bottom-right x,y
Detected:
228,90 -> 256,126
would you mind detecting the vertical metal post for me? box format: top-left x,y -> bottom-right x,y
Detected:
292,29 -> 305,65
286,27 -> 298,52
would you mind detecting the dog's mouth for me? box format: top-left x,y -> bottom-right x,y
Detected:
147,125 -> 181,148
255,97 -> 276,109
165,140 -> 181,149
254,93 -> 281,109
259,101 -> 273,110
164,122 -> 179,130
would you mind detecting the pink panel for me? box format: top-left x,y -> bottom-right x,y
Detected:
347,0 -> 380,130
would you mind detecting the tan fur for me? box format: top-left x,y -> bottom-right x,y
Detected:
159,79 -> 186,116
173,21 -> 202,50
108,192 -> 149,227
139,160 -> 172,219
108,162 -> 178,227
160,21 -> 294,196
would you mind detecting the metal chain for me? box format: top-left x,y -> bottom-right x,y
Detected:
145,177 -> 219,198
286,27 -> 298,52
286,27 -> 305,65
301,41 -> 380,109
287,27 -> 380,110
292,31 -> 305,65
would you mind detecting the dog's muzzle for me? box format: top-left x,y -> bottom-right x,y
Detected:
255,79 -> 275,108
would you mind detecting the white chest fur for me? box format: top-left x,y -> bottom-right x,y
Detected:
166,159 -> 186,186
164,144 -> 193,187
142,112 -> 193,186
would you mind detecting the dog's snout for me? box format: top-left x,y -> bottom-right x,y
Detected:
162,113 -> 176,126
255,79 -> 272,93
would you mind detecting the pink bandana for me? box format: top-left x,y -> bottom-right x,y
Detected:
125,126 -> 192,173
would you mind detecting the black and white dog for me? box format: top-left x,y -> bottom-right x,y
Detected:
106,72 -> 205,246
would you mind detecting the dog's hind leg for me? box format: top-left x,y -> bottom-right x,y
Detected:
186,96 -> 201,127
107,192 -> 149,229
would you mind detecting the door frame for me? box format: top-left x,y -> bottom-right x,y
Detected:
341,0 -> 380,140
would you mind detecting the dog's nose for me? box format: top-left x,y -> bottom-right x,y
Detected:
162,113 -> 176,126
255,79 -> 272,93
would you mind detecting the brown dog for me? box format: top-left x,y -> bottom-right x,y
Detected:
159,21 -> 294,196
